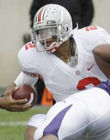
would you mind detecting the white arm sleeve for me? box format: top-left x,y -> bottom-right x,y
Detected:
14,72 -> 38,88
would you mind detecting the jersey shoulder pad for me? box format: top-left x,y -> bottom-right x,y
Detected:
18,41 -> 36,59
72,26 -> 110,51
76,26 -> 108,37
18,42 -> 36,71
24,41 -> 36,51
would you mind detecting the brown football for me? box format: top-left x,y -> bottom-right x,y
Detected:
12,84 -> 38,106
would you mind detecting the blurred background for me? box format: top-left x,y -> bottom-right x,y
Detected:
0,0 -> 110,88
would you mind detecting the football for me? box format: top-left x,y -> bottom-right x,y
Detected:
12,84 -> 38,106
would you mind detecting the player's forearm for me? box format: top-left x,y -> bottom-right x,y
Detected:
93,44 -> 110,62
15,71 -> 38,88
0,97 -> 4,109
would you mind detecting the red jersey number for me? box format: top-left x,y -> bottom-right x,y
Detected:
85,26 -> 98,31
25,42 -> 35,50
77,77 -> 101,90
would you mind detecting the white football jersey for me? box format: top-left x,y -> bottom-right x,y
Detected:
15,26 -> 110,101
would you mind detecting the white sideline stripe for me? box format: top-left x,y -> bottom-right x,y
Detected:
0,121 -> 27,126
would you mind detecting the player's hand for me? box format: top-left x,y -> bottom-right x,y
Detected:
0,86 -> 32,112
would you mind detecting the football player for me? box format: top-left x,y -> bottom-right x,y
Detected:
34,79 -> 110,140
2,4 -> 110,140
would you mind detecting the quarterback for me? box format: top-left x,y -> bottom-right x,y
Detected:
2,4 -> 110,140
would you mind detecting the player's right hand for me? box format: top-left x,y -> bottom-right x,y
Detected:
0,86 -> 32,112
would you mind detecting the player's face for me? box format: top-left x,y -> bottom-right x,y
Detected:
36,27 -> 57,40
45,37 -> 57,47
36,27 -> 57,47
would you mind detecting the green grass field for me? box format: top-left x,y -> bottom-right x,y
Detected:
0,106 -> 50,140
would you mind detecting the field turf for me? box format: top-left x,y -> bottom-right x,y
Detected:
0,106 -> 50,140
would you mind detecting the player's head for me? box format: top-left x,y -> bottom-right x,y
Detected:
32,4 -> 73,53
